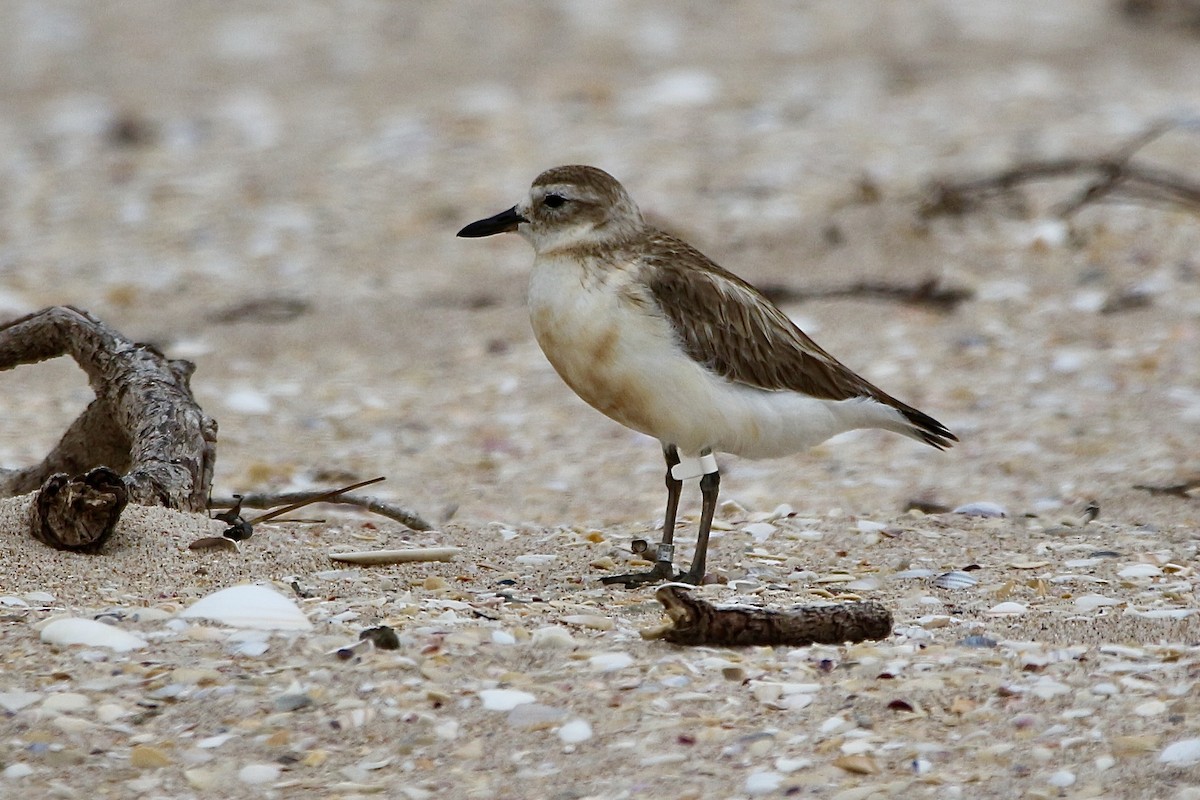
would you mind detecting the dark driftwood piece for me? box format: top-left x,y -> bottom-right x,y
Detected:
0,306 -> 216,550
919,123 -> 1200,220
759,276 -> 973,314
642,585 -> 893,647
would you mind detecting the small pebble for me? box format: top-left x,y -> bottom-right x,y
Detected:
129,745 -> 172,769
1047,770 -> 1075,788
3,764 -> 34,780
507,703 -> 567,729
745,771 -> 784,795
273,693 -> 313,712
557,719 -> 593,744
238,763 -> 281,785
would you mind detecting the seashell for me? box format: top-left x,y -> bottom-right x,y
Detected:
952,502 -> 1008,518
1074,594 -> 1119,612
744,771 -> 784,795
237,763 -> 281,785
987,601 -> 1027,616
561,614 -> 614,631
933,570 -> 978,590
40,617 -> 148,652
478,688 -> 536,711
890,569 -> 935,580
832,754 -> 879,775
178,584 -> 312,631
589,652 -> 634,672
188,536 -> 240,552
1117,563 -> 1162,579
1160,738 -> 1200,766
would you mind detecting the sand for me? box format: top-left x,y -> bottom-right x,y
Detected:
1,2 -> 1199,798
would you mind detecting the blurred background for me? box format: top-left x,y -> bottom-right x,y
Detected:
1,1 -> 1199,529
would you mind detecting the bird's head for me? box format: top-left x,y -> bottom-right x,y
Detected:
458,165 -> 644,255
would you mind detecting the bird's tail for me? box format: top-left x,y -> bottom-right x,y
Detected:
896,404 -> 957,450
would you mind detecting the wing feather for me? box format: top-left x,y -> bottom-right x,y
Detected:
641,230 -> 957,449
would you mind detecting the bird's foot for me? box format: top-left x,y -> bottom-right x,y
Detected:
599,559 -> 675,588
673,565 -> 706,586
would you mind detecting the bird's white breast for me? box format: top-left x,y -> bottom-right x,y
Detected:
526,254 -> 905,459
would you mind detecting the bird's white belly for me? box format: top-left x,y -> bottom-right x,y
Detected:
527,259 -> 887,459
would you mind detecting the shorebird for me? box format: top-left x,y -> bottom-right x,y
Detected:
458,165 -> 956,587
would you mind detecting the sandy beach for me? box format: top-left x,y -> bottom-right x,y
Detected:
1,3 -> 1199,797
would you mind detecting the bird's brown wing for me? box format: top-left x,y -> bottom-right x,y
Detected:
642,231 -> 956,448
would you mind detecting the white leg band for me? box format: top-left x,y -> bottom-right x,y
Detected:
671,452 -> 719,481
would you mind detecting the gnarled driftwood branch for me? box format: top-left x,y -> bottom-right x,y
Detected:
0,306 -> 217,549
642,585 -> 893,647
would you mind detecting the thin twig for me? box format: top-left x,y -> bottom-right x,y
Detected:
209,480 -> 430,531
919,122 -> 1200,220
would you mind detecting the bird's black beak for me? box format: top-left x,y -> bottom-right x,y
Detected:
457,206 -> 527,238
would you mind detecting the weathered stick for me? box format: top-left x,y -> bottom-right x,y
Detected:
642,585 -> 893,647
0,306 -> 217,513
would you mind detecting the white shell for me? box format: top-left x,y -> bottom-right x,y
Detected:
1160,739 -> 1200,766
178,584 -> 312,631
987,601 -> 1028,616
1074,594 -> 1119,612
1117,563 -> 1162,579
40,617 -> 148,652
953,502 -> 1008,518
478,688 -> 536,711
933,570 -> 979,590
589,651 -> 634,672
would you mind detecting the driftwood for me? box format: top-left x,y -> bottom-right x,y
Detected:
641,585 -> 893,647
0,306 -> 217,550
919,123 -> 1200,220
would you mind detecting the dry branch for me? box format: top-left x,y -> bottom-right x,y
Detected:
919,122 -> 1200,220
642,585 -> 893,647
0,306 -> 217,549
759,276 -> 972,314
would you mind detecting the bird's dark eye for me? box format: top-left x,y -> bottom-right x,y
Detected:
543,194 -> 567,209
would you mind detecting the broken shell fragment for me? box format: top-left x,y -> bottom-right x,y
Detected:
329,547 -> 462,565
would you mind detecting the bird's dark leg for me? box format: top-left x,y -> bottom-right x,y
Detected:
677,467 -> 719,585
600,445 -> 681,588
